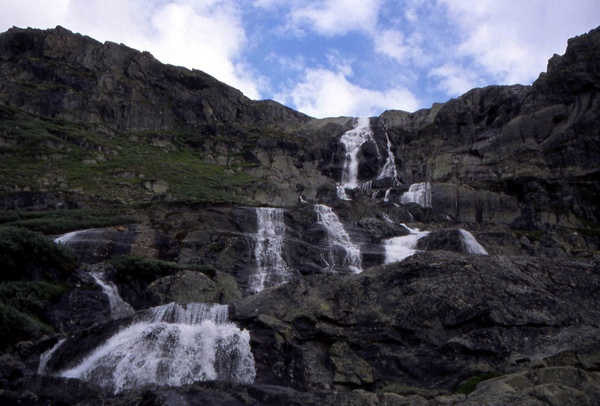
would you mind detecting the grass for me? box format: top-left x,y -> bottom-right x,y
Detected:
0,208 -> 138,234
0,103 -> 261,204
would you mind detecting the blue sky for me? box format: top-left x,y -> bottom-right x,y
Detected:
2,0 -> 599,118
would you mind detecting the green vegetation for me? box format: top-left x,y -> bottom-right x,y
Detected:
110,253 -> 217,283
0,226 -> 77,282
0,303 -> 53,349
0,208 -> 138,234
0,104 -> 261,204
455,372 -> 503,395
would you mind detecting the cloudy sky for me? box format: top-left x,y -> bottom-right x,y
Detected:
2,0 -> 599,118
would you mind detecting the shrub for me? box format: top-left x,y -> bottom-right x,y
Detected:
0,303 -> 53,349
0,281 -> 66,315
0,226 -> 77,282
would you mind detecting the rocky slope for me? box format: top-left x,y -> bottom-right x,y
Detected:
0,25 -> 599,405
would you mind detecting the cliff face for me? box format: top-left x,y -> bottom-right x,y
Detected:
1,25 -> 600,405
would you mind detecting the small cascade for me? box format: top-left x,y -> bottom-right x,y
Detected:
384,189 -> 391,202
89,272 -> 135,319
340,117 -> 373,191
459,229 -> 488,255
38,339 -> 66,375
314,204 -> 362,274
401,182 -> 432,208
57,302 -> 255,394
249,208 -> 293,293
384,225 -> 430,263
377,130 -> 398,181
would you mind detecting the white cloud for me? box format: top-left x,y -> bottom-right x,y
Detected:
436,0 -> 600,89
287,0 -> 382,36
428,63 -> 486,97
276,66 -> 420,118
0,0 -> 70,30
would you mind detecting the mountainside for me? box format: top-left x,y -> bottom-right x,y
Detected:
0,25 -> 599,405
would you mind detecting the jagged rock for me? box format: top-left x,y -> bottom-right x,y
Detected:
147,270 -> 241,305
232,252 -> 600,393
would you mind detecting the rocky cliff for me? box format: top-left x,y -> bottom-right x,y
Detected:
0,25 -> 599,405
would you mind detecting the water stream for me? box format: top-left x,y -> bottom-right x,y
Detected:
57,302 -> 255,394
338,117 -> 373,198
249,208 -> 293,293
401,182 -> 432,208
384,224 -> 430,263
315,204 -> 362,274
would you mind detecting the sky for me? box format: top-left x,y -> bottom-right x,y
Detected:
1,0 -> 599,118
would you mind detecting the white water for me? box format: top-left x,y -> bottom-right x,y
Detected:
459,229 -> 488,255
378,130 -> 398,181
315,204 -> 362,274
38,339 -> 66,375
338,117 -> 373,197
90,272 -> 135,319
54,229 -> 87,244
249,208 -> 293,293
401,182 -> 432,208
384,225 -> 430,263
58,302 -> 255,394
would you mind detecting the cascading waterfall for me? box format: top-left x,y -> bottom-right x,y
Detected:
384,224 -> 430,263
56,231 -> 134,320
338,117 -> 373,198
459,229 -> 488,255
89,272 -> 135,319
314,204 -> 362,274
57,302 -> 255,394
401,182 -> 432,208
249,208 -> 293,293
377,130 -> 398,181
38,339 -> 66,375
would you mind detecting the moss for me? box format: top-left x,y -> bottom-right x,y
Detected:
455,372 -> 503,395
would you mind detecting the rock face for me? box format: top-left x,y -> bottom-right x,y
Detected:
232,252 -> 600,392
0,24 -> 600,405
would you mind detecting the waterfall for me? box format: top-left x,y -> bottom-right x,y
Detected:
38,339 -> 66,375
459,229 -> 488,255
89,272 -> 135,319
57,302 -> 255,394
315,204 -> 362,274
377,130 -> 398,181
339,117 -> 373,193
249,208 -> 293,293
401,182 -> 432,208
384,225 -> 430,263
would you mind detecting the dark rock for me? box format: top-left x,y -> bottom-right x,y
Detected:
232,252 -> 600,392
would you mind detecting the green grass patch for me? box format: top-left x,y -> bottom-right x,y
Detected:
110,253 -> 217,283
0,208 -> 138,234
382,384 -> 433,397
0,105 -> 260,204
